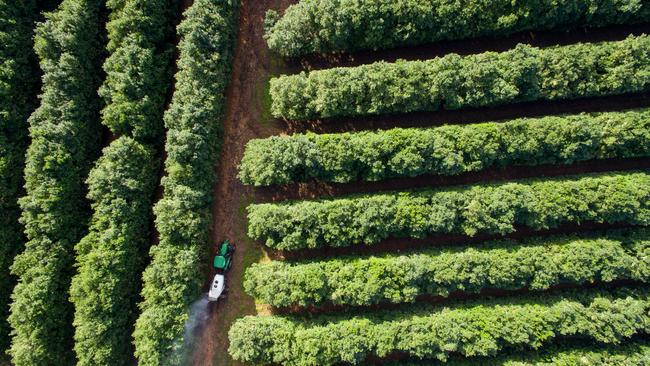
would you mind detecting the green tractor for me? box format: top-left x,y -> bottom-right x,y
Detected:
213,240 -> 235,271
208,240 -> 235,301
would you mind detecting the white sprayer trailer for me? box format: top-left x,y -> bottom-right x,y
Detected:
208,240 -> 235,302
208,274 -> 225,301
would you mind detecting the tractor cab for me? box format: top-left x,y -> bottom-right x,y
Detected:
208,240 -> 235,302
213,240 -> 234,271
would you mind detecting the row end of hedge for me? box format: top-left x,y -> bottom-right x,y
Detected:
270,35 -> 650,121
239,108 -> 650,186
247,171 -> 650,250
264,0 -> 650,56
229,285 -> 650,365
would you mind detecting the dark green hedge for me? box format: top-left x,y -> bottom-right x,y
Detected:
229,286 -> 650,365
264,0 -> 650,56
7,0 -> 104,365
389,338 -> 650,366
0,0 -> 39,354
70,137 -> 158,366
69,0 -> 176,364
133,0 -> 239,365
245,228 -> 650,307
239,108 -> 650,186
248,171 -> 650,250
270,35 -> 650,120
98,0 -> 176,142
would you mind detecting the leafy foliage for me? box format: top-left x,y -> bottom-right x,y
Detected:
70,137 -> 158,366
240,108 -> 650,186
69,0 -> 176,364
264,0 -> 650,56
248,171 -> 650,250
270,35 -> 650,120
229,286 -> 650,365
245,228 -> 650,307
133,0 -> 239,365
7,0 -> 104,364
0,0 -> 39,354
389,338 -> 650,366
98,0 -> 176,143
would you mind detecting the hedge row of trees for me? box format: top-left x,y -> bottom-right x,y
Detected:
264,0 -> 650,56
70,138 -> 159,366
133,0 -> 239,365
390,338 -> 650,366
270,35 -> 650,120
247,171 -> 650,250
239,108 -> 650,186
69,0 -> 176,365
7,0 -> 105,365
244,228 -> 650,307
228,286 -> 650,365
99,0 -> 176,143
0,0 -> 40,355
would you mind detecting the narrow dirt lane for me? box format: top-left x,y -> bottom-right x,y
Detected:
190,1 -> 294,365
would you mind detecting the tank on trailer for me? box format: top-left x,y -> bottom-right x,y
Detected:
208,274 -> 225,301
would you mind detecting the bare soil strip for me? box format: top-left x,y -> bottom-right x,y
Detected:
273,279 -> 642,316
289,22 -> 650,71
282,92 -> 650,134
253,156 -> 650,203
275,222 -> 642,262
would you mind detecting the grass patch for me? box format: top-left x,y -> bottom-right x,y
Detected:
254,75 -> 274,127
255,52 -> 287,128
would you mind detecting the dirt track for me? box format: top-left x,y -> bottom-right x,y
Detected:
190,1 -> 294,365
188,3 -> 650,363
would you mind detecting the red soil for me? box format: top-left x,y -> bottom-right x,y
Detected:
189,1 -> 296,365
254,157 -> 650,203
